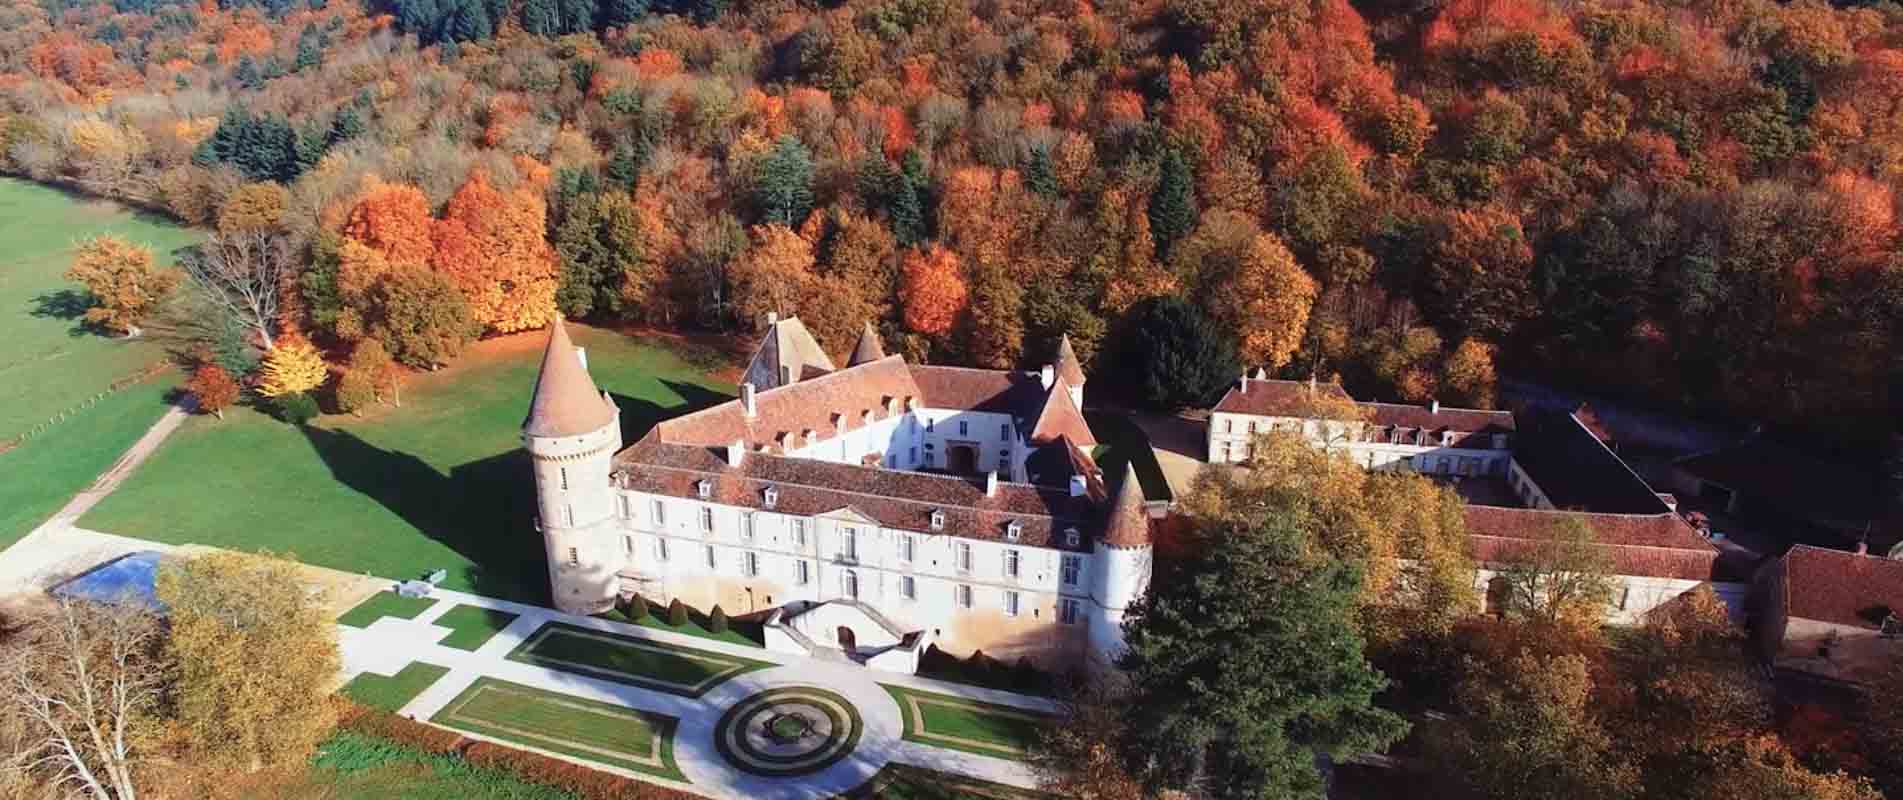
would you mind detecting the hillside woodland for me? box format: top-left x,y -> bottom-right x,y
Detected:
3,0 -> 1901,444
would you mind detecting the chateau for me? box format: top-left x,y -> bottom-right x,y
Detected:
522,315 -> 1151,673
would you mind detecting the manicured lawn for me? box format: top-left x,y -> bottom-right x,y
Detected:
80,325 -> 732,603
507,621 -> 772,697
337,591 -> 438,628
599,603 -> 765,648
847,763 -> 1051,799
339,661 -> 450,712
0,178 -> 200,438
882,685 -> 1051,759
431,676 -> 682,778
433,604 -> 520,651
308,730 -> 577,800
0,378 -> 174,546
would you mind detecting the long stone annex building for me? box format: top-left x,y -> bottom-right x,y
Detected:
523,315 -> 1151,673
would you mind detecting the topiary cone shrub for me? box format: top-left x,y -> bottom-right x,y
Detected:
628,594 -> 649,620
709,605 -> 729,634
668,598 -> 689,626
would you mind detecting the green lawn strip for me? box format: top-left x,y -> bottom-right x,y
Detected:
599,605 -> 765,648
844,763 -> 1052,799
340,662 -> 451,712
881,685 -> 1052,759
429,676 -> 682,779
0,378 -> 173,546
508,621 -> 773,697
80,325 -> 731,604
432,604 -> 520,651
311,730 -> 578,800
0,178 -> 200,438
337,591 -> 438,628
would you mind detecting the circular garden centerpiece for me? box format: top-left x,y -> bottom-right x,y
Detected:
714,686 -> 863,777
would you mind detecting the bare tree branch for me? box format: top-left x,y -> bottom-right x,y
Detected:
180,229 -> 291,352
1,599 -> 165,800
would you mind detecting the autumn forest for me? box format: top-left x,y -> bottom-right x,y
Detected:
5,0 -> 1902,445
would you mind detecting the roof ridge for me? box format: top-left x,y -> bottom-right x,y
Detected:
1357,400 -> 1510,413
1465,533 -> 1716,554
636,459 -> 1083,519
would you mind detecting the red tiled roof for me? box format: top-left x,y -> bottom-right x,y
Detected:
523,317 -> 617,437
612,438 -> 1097,551
907,364 -> 1040,415
1780,544 -> 1903,629
1359,402 -> 1514,434
1466,535 -> 1722,582
1028,378 -> 1096,447
1211,378 -> 1352,417
655,356 -> 920,450
1462,505 -> 1727,581
847,321 -> 886,367
1102,462 -> 1151,547
1053,334 -> 1085,386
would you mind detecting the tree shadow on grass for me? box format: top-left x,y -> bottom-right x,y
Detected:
611,379 -> 731,441
29,289 -> 95,337
298,425 -> 550,605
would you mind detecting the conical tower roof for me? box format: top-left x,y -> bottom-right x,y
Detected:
1054,334 -> 1085,386
847,321 -> 886,367
524,316 -> 616,438
1101,462 -> 1151,548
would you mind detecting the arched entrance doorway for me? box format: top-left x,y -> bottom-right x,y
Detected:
836,625 -> 857,653
947,444 -> 978,474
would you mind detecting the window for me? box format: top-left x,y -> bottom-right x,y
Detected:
699,506 -> 714,533
796,560 -> 810,585
560,467 -> 568,490
563,505 -> 573,526
744,551 -> 759,577
623,536 -> 633,555
741,512 -> 755,541
1060,598 -> 1080,625
705,545 -> 716,569
619,495 -> 631,518
843,570 -> 859,599
901,535 -> 915,562
1223,418 -> 1233,433
1004,549 -> 1021,578
930,510 -> 946,530
650,499 -> 666,527
1000,423 -> 1010,441
900,575 -> 916,600
763,487 -> 778,508
655,538 -> 670,562
908,446 -> 918,465
997,453 -> 1010,471
926,418 -> 935,433
696,479 -> 712,498
568,547 -> 579,566
956,541 -> 972,572
1061,555 -> 1081,586
1005,521 -> 1022,542
1064,528 -> 1080,547
840,527 -> 857,561
1004,590 -> 1020,617
956,584 -> 973,609
792,518 -> 808,547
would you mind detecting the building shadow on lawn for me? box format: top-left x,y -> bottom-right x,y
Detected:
612,379 -> 731,441
299,425 -> 550,605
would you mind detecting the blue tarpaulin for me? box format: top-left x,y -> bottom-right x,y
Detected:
49,551 -> 166,612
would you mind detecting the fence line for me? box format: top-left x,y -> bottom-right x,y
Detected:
0,360 -> 173,454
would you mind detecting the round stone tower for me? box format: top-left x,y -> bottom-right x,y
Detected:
522,316 -> 623,615
1088,461 -> 1153,667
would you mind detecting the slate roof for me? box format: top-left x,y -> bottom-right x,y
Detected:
1676,441 -> 1883,525
1778,544 -> 1903,629
1512,408 -> 1670,515
523,317 -> 617,438
847,322 -> 886,367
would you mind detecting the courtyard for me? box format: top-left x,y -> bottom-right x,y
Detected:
336,585 -> 1060,799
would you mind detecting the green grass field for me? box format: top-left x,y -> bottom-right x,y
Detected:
80,325 -> 731,603
599,603 -> 765,648
308,730 -> 577,800
339,662 -> 451,712
431,677 -> 682,778
0,178 -> 199,436
337,591 -> 438,628
507,621 -> 772,696
0,378 -> 174,546
882,685 -> 1050,759
433,604 -> 520,650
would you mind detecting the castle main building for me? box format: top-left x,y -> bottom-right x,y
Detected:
522,315 -> 1152,672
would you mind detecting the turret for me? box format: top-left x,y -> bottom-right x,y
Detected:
847,321 -> 886,367
1053,334 -> 1085,409
1088,462 -> 1152,665
523,316 -> 623,615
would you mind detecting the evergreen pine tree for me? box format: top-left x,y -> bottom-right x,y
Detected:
754,135 -> 815,227
294,31 -> 321,70
605,137 -> 642,188
600,0 -> 647,27
448,0 -> 493,42
557,0 -> 596,33
668,598 -> 689,626
233,55 -> 263,90
709,605 -> 729,634
1024,144 -> 1059,198
328,105 -> 365,146
293,123 -> 328,177
891,151 -> 929,246
628,593 -> 649,620
1149,147 -> 1196,261
519,0 -> 559,35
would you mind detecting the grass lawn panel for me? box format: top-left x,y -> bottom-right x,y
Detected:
337,591 -> 438,628
430,677 -> 681,779
79,325 -> 731,603
600,605 -> 765,648
845,763 -> 1052,799
0,379 -> 173,546
310,730 -> 577,800
882,685 -> 1051,759
508,621 -> 772,697
340,662 -> 451,712
0,178 -> 199,438
432,604 -> 519,651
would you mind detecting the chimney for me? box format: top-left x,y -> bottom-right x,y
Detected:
742,382 -> 757,418
1430,398 -> 1441,414
1069,474 -> 1087,497
574,346 -> 588,370
985,470 -> 999,497
1857,537 -> 1870,556
1040,364 -> 1055,390
766,311 -> 778,326
726,439 -> 745,468
1238,373 -> 1249,393
1251,367 -> 1268,380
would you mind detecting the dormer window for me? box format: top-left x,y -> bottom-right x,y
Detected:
763,487 -> 779,508
1064,527 -> 1080,547
1005,520 -> 1022,541
930,510 -> 946,531
696,479 -> 712,499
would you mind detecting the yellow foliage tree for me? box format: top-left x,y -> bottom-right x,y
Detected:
216,182 -> 288,235
65,235 -> 178,337
1222,231 -> 1318,369
257,334 -> 328,397
155,551 -> 339,771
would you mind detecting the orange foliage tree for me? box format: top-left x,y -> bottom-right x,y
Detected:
898,244 -> 967,338
430,171 -> 559,333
